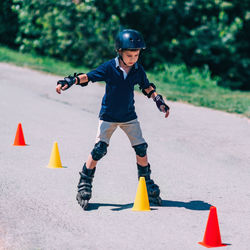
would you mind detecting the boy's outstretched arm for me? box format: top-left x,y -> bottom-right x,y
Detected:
143,85 -> 170,118
56,73 -> 89,94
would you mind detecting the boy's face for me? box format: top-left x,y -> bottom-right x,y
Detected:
120,49 -> 140,66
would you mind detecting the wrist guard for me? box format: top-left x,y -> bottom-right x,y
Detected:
57,73 -> 88,90
154,94 -> 170,112
140,83 -> 156,98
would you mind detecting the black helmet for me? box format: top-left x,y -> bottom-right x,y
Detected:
115,29 -> 146,50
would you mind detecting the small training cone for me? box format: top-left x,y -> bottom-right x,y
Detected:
199,206 -> 227,248
13,123 -> 26,146
47,142 -> 63,168
132,177 -> 150,211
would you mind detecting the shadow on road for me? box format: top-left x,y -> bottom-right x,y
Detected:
161,200 -> 212,210
86,200 -> 211,211
87,202 -> 133,211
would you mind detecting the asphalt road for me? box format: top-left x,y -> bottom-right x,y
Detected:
0,62 -> 250,250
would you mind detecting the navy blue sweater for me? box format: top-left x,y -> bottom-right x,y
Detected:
87,58 -> 150,122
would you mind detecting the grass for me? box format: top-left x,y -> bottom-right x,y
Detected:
148,64 -> 250,118
1,45 -> 249,118
0,45 -> 88,75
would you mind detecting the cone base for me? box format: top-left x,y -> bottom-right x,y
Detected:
132,207 -> 150,211
198,242 -> 227,248
47,165 -> 63,169
13,144 -> 26,146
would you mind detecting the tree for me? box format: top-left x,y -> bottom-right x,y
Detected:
0,0 -> 19,48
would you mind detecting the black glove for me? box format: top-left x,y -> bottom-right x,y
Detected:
154,94 -> 170,112
57,74 -> 76,90
57,73 -> 88,90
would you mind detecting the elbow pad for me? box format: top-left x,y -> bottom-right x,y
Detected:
140,83 -> 156,98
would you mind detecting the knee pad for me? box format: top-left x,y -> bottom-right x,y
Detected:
91,141 -> 108,161
133,143 -> 148,157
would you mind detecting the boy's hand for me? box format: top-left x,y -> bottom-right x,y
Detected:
56,73 -> 89,94
154,94 -> 170,118
56,74 -> 77,94
56,80 -> 69,94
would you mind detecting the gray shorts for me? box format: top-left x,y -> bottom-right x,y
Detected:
95,119 -> 146,146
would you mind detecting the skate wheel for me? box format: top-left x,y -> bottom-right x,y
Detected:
149,196 -> 162,206
82,200 -> 89,210
157,197 -> 162,206
76,193 -> 89,210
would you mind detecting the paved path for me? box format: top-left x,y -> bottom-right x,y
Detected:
0,62 -> 249,250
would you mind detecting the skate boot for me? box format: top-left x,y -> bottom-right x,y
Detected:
137,163 -> 162,206
76,163 -> 96,210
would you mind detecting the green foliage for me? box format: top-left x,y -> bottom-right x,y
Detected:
0,0 -> 19,48
148,63 -> 250,116
153,64 -> 218,90
94,0 -> 250,90
13,0 -> 120,67
2,0 -> 250,90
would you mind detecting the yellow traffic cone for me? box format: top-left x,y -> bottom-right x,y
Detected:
47,142 -> 63,168
132,177 -> 150,211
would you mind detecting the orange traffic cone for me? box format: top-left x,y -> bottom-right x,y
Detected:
13,123 -> 26,146
199,206 -> 227,248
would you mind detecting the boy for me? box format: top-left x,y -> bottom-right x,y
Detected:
56,29 -> 170,210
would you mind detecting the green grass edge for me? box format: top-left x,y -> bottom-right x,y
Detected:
0,45 -> 249,118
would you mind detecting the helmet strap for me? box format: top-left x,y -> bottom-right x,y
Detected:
118,53 -> 127,66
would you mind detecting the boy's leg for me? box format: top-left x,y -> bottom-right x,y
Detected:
133,143 -> 162,205
95,120 -> 118,145
86,154 -> 98,169
120,119 -> 162,205
76,162 -> 96,210
85,120 -> 118,168
136,154 -> 148,166
136,161 -> 162,205
77,120 -> 117,210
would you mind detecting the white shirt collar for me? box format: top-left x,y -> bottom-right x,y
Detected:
115,56 -> 119,68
